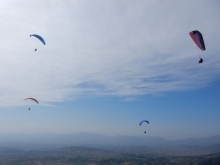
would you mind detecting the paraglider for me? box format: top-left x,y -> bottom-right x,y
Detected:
25,98 -> 38,110
139,120 -> 149,126
30,34 -> 46,45
25,98 -> 38,104
139,120 -> 149,134
30,34 -> 46,51
199,58 -> 203,63
189,30 -> 205,63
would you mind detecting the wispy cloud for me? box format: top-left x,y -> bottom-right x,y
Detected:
0,0 -> 220,106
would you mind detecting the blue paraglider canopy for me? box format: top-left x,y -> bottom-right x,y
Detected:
139,120 -> 149,126
30,34 -> 46,45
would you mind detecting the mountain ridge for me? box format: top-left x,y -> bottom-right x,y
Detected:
0,132 -> 219,147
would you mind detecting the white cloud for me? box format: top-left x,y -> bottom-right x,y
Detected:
0,0 -> 220,106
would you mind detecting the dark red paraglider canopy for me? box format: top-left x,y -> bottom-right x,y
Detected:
25,98 -> 38,104
189,30 -> 205,51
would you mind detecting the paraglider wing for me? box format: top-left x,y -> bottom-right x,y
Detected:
25,98 -> 38,104
189,30 -> 205,51
139,120 -> 149,126
30,34 -> 46,45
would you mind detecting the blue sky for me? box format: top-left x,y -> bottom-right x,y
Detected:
0,0 -> 220,139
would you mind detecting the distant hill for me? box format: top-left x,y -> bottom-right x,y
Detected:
0,132 -> 219,146
171,135 -> 220,146
59,146 -> 100,152
0,147 -> 21,153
